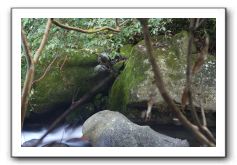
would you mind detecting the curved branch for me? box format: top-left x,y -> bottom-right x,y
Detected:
51,18 -> 120,33
33,18 -> 52,63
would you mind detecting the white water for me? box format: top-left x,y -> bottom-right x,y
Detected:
21,124 -> 83,146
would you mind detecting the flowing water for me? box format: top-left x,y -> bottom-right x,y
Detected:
21,124 -> 87,147
22,123 -> 215,147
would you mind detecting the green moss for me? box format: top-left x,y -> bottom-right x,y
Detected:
113,61 -> 125,72
109,30 -> 215,124
109,31 -> 196,115
120,44 -> 133,58
65,52 -> 98,67
30,52 -> 99,113
109,42 -> 151,113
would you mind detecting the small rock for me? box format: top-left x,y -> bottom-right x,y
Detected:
43,141 -> 69,147
22,139 -> 39,147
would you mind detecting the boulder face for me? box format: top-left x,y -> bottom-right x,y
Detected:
26,52 -> 110,124
32,53 -> 97,110
109,31 -> 216,125
82,110 -> 189,147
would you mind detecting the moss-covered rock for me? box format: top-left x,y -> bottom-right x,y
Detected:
26,52 -> 110,124
109,31 -> 216,125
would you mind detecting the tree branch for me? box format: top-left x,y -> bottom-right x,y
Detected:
33,73 -> 117,147
33,18 -> 52,63
115,18 -> 119,27
199,73 -> 207,126
184,19 -> 216,144
51,18 -> 120,33
21,26 -> 35,129
32,55 -> 59,84
195,18 -> 206,30
119,19 -> 130,27
186,18 -> 202,126
60,55 -> 68,71
21,27 -> 33,68
138,18 -> 215,147
21,18 -> 52,129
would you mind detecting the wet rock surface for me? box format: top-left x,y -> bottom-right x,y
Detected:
22,139 -> 39,147
43,142 -> 69,147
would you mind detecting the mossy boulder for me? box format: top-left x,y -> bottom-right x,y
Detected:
109,31 -> 216,125
26,52 -> 110,124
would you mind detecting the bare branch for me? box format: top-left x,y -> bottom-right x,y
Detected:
115,18 -> 119,27
21,18 -> 52,129
21,66 -> 35,129
33,18 -> 52,62
200,103 -> 207,126
192,35 -> 210,74
138,18 -> 215,147
32,55 -> 59,84
60,55 -> 68,71
201,126 -> 216,143
186,18 -> 202,126
33,73 -> 117,147
200,100 -> 207,127
186,19 -> 216,144
199,75 -> 216,143
199,73 -> 207,126
51,18 -> 120,33
118,19 -> 130,27
72,87 -> 80,104
21,25 -> 35,129
21,27 -> 33,67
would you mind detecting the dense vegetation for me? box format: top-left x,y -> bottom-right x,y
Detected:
21,18 -> 216,147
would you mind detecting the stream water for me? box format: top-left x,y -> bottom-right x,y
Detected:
22,122 -> 215,147
21,124 -> 89,147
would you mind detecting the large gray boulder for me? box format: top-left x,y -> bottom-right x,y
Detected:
109,31 -> 216,126
82,110 -> 189,147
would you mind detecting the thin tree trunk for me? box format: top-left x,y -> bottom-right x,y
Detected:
21,65 -> 35,128
21,18 -> 52,129
186,19 -> 201,126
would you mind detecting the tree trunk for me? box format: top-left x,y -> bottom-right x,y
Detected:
21,64 -> 35,129
21,18 -> 52,129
